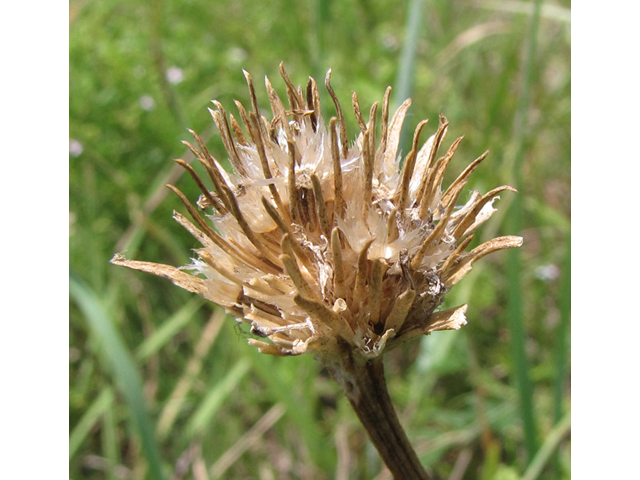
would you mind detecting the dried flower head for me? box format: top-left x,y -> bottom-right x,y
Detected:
112,64 -> 522,361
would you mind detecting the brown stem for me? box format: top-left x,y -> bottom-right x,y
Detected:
325,352 -> 432,480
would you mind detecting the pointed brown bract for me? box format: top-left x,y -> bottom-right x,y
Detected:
111,66 -> 522,360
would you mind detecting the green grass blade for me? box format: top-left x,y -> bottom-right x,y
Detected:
406,330 -> 461,416
309,0 -> 331,81
392,0 -> 424,112
551,233 -> 571,475
70,275 -> 166,480
554,234 -> 571,422
506,0 -> 543,463
478,1 -> 571,24
102,402 -> 120,480
186,358 -> 251,437
210,403 -> 287,479
136,297 -> 205,361
248,349 -> 329,470
69,387 -> 114,459
521,412 -> 571,480
156,310 -> 225,439
506,241 -> 538,458
149,0 -> 188,128
391,0 -> 426,162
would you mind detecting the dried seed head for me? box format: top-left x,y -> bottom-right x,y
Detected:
112,65 -> 522,359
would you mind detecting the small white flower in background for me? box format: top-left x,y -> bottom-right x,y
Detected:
69,211 -> 77,236
69,347 -> 81,363
69,139 -> 83,157
227,46 -> 248,65
534,264 -> 560,281
165,66 -> 184,84
133,65 -> 146,78
382,34 -> 399,51
139,95 -> 156,111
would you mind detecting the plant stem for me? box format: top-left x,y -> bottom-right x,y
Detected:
506,0 -> 543,461
325,351 -> 431,480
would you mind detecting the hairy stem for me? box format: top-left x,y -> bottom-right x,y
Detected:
325,351 -> 432,480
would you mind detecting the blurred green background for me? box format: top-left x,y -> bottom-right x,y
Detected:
69,0 -> 570,478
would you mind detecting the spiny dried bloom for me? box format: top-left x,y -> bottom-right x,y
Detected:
112,64 -> 522,360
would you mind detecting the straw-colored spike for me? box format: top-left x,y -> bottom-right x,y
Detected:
452,185 -> 517,239
354,238 -> 375,304
287,140 -> 298,222
265,75 -> 292,140
308,76 -> 322,126
247,339 -> 288,356
210,101 -> 246,175
184,130 -> 233,210
325,69 -> 348,157
428,114 -> 450,171
111,254 -> 210,298
369,259 -> 386,326
410,180 -> 467,270
181,138 -> 204,160
362,128 -> 373,221
419,136 -> 464,211
279,62 -> 304,123
393,304 -> 468,348
221,182 -> 282,268
416,114 -> 449,217
173,211 -> 273,274
467,235 -> 524,264
329,117 -> 344,220
352,91 -> 367,133
261,198 -> 311,265
166,184 -> 223,244
294,295 -> 354,342
243,69 -> 261,117
172,210 -> 216,248
229,113 -> 249,146
331,227 -> 345,298
198,249 -> 247,287
438,234 -> 475,276
297,184 -> 318,232
305,77 -> 319,131
281,254 -> 317,300
170,186 -> 279,275
280,232 -> 312,269
234,100 -> 252,137
440,150 -> 489,207
367,101 -> 378,174
443,236 -> 523,286
382,98 -> 412,172
311,174 -> 331,239
189,152 -> 234,214
386,207 -> 399,243
384,289 -> 416,334
376,86 -> 392,163
247,112 -> 287,216
173,159 -> 225,213
397,119 -> 430,214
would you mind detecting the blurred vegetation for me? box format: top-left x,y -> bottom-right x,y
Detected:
69,0 -> 570,478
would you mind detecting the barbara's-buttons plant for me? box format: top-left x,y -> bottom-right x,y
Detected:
112,64 -> 522,479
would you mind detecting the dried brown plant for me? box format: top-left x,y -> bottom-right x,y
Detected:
112,64 -> 521,479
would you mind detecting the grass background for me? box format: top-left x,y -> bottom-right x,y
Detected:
69,0 -> 570,478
